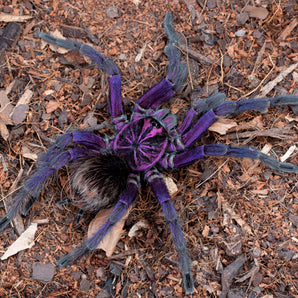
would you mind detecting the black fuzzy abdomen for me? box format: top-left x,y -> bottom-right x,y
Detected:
71,153 -> 130,212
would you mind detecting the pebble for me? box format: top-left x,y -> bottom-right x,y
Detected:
11,104 -> 29,123
80,278 -> 90,292
32,262 -> 55,283
235,29 -> 246,37
83,112 -> 97,127
207,0 -> 217,9
236,12 -> 249,25
96,267 -> 107,281
106,6 -> 121,19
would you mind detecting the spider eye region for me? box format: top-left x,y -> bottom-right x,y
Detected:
114,117 -> 168,171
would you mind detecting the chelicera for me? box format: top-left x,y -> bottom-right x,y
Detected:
0,12 -> 297,294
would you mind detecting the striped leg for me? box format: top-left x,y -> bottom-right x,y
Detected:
145,169 -> 194,294
136,12 -> 187,110
180,94 -> 298,148
169,144 -> 298,173
0,148 -> 95,231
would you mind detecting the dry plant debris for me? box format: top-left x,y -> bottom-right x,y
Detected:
0,0 -> 297,297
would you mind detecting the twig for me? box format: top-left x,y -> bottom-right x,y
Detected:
260,62 -> 298,97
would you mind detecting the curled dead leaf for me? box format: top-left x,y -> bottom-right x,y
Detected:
209,118 -> 237,135
128,220 -> 149,238
88,206 -> 131,257
1,223 -> 38,260
163,175 -> 178,196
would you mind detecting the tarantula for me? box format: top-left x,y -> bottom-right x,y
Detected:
1,12 -> 297,294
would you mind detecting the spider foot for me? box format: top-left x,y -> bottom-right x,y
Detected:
0,148 -> 91,232
40,32 -> 119,76
57,245 -> 91,268
213,94 -> 298,116
0,188 -> 29,232
164,12 -> 188,92
146,170 -> 194,294
56,175 -> 139,268
183,273 -> 194,295
0,214 -> 13,232
39,131 -> 105,167
172,144 -> 298,174
180,93 -> 298,148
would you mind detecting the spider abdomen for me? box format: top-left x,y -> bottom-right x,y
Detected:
114,117 -> 168,171
71,153 -> 130,212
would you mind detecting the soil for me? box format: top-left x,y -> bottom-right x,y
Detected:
0,0 -> 297,297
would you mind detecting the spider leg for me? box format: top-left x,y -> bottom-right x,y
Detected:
0,148 -> 94,232
39,33 -> 124,125
177,93 -> 227,134
145,169 -> 194,294
163,144 -> 298,173
136,12 -> 187,110
55,199 -> 84,225
38,131 -> 106,168
56,173 -> 140,267
181,94 -> 298,148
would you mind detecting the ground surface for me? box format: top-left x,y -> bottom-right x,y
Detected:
0,0 -> 297,297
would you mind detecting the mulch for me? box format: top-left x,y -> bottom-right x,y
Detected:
0,0 -> 297,297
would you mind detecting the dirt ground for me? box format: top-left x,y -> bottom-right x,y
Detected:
0,0 -> 297,297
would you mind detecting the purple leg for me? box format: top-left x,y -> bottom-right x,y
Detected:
56,173 -> 140,267
181,110 -> 216,148
213,94 -> 298,116
39,33 -> 125,123
136,12 -> 187,110
145,169 -> 194,294
39,33 -> 119,76
177,93 -> 227,134
136,79 -> 175,109
180,94 -> 298,148
0,148 -> 94,232
38,131 -> 106,167
162,144 -> 298,173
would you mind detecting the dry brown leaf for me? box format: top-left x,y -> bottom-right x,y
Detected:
1,223 -> 38,260
16,89 -> 33,106
88,206 -> 131,257
222,201 -> 253,235
261,62 -> 298,97
128,220 -> 149,238
0,90 -> 13,125
209,118 -> 237,135
202,225 -> 210,237
45,100 -> 60,113
244,6 -> 269,20
0,118 -> 9,141
278,18 -> 298,41
0,14 -> 32,22
163,175 -> 178,195
22,144 -> 38,161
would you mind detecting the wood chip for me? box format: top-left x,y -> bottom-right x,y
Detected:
278,18 -> 298,41
0,14 -> 33,22
244,6 -> 269,20
222,201 -> 253,235
208,118 -> 237,135
260,62 -> 298,97
280,145 -> 297,162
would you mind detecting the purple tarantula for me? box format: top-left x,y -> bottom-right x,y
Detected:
1,12 -> 298,294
